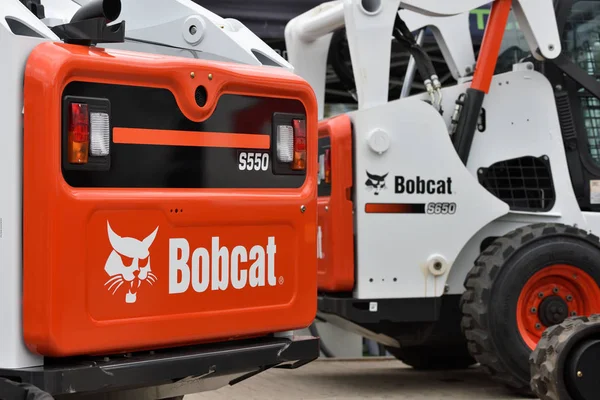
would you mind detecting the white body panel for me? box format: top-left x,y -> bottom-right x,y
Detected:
284,0 -> 582,301
348,98 -> 509,299
441,66 -> 590,294
352,64 -> 600,299
0,1 -> 56,369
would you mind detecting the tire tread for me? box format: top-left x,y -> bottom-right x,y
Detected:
460,223 -> 600,395
530,314 -> 600,400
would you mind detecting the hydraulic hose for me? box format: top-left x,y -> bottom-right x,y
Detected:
393,13 -> 436,78
393,11 -> 443,110
329,29 -> 357,95
327,12 -> 442,108
394,35 -> 431,83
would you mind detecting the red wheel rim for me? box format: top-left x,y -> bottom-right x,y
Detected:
516,264 -> 600,350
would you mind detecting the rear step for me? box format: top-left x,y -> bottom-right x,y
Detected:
0,335 -> 319,399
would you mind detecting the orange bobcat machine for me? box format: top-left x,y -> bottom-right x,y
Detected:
0,0 -> 318,398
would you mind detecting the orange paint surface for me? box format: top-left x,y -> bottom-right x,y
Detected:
22,42 -> 318,357
113,127 -> 270,149
316,115 -> 355,292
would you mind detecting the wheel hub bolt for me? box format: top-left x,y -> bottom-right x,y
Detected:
553,287 -> 559,294
538,292 -> 544,298
535,323 -> 542,329
566,295 -> 573,301
531,307 -> 537,313
571,311 -> 577,316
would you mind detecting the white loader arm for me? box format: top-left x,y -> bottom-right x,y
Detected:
37,0 -> 293,70
285,0 -> 562,116
401,0 -> 561,60
285,0 -> 476,116
400,9 -> 475,80
113,0 -> 292,69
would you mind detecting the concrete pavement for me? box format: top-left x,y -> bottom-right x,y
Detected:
189,357 -> 535,400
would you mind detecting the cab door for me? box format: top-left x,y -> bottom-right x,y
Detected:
544,0 -> 600,211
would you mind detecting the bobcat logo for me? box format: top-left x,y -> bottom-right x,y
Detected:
365,171 -> 388,195
104,221 -> 159,304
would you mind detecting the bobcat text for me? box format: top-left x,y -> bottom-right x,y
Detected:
395,176 -> 453,195
168,237 -> 277,293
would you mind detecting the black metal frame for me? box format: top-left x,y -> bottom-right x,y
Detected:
477,154 -> 557,212
318,293 -> 443,325
546,56 -> 600,181
316,293 -> 468,349
0,335 -> 319,399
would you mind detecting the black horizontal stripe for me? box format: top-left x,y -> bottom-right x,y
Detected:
60,82 -> 307,189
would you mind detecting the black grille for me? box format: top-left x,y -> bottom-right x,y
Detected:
579,95 -> 600,163
478,156 -> 555,212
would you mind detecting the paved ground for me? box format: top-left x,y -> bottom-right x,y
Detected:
189,357 -> 533,400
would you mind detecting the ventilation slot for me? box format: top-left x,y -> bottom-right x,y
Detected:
555,91 -> 577,143
478,156 -> 555,212
5,17 -> 43,38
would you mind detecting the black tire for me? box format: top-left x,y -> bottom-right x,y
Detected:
386,344 -> 476,370
460,223 -> 600,395
0,379 -> 54,399
530,314 -> 600,400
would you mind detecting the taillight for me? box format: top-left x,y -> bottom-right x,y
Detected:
90,111 -> 110,157
65,98 -> 111,167
276,125 -> 294,163
275,117 -> 307,171
324,148 -> 331,184
291,119 -> 306,170
272,113 -> 307,175
68,103 -> 89,164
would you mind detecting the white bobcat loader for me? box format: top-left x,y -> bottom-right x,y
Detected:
1,0 -> 319,399
286,0 -> 600,396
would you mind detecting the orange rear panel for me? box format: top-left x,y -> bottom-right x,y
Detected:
22,42 -> 318,357
317,115 -> 355,292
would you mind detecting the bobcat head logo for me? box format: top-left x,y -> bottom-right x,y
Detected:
365,171 -> 388,195
104,221 -> 159,304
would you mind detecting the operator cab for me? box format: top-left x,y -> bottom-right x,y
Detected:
473,0 -> 600,215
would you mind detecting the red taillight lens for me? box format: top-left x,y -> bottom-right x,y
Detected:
291,119 -> 306,170
68,103 -> 89,164
324,148 -> 331,183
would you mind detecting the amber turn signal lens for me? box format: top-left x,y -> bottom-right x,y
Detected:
291,119 -> 306,171
68,103 -> 90,164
